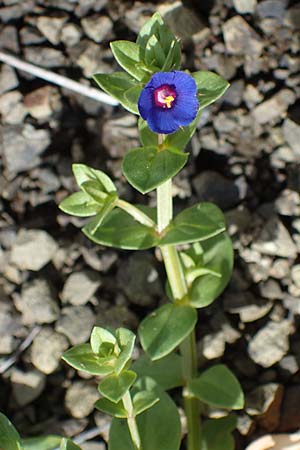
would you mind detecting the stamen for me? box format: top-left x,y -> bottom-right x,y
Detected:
153,84 -> 177,109
163,95 -> 175,108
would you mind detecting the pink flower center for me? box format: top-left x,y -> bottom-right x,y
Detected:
153,84 -> 177,109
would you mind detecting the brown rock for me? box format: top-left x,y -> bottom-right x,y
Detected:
246,383 -> 284,431
279,385 -> 300,431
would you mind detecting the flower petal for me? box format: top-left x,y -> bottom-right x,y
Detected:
172,95 -> 199,126
171,71 -> 197,95
148,71 -> 177,89
147,107 -> 179,134
138,87 -> 154,120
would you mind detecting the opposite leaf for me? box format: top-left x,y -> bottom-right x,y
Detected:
188,364 -> 244,410
98,370 -> 137,403
110,41 -> 148,81
94,398 -> 127,418
72,164 -> 116,193
59,438 -> 82,450
62,343 -> 114,376
139,303 -> 197,360
59,191 -> 99,217
192,70 -> 230,110
122,145 -> 188,194
0,413 -> 23,450
22,435 -> 61,450
201,415 -> 237,450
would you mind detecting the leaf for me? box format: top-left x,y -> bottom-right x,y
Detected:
21,436 -> 61,450
94,398 -> 127,418
83,207 -> 158,250
0,413 -> 23,450
189,232 -> 233,308
72,164 -> 116,193
133,390 -> 160,416
59,438 -> 82,450
132,353 -> 183,390
90,327 -> 117,354
160,202 -> 226,246
139,303 -> 197,360
188,364 -> 244,410
192,71 -> 230,110
98,370 -> 137,403
201,415 -> 237,450
59,191 -> 99,217
109,378 -> 181,450
138,118 -> 158,147
93,72 -> 139,114
122,146 -> 188,194
115,328 -> 136,374
62,343 -> 114,376
110,41 -> 148,81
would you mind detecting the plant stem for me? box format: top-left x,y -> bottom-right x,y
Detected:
156,134 -> 201,450
122,390 -> 142,450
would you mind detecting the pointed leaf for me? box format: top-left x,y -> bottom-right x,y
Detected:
83,207 -> 158,250
72,164 -> 116,193
110,41 -> 148,81
22,436 -> 61,450
188,364 -> 244,410
0,413 -> 23,450
98,370 -> 137,403
160,202 -> 226,246
138,118 -> 158,147
95,397 -> 127,418
202,415 -> 237,450
133,390 -> 160,416
59,191 -> 99,217
115,328 -> 136,374
90,327 -> 117,354
139,303 -> 197,360
123,146 -> 188,194
62,343 -> 114,376
59,438 -> 82,450
192,71 -> 230,110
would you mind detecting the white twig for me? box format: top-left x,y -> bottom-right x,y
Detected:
0,325 -> 42,374
0,50 -> 119,106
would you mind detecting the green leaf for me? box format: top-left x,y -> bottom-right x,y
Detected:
59,438 -> 82,450
123,84 -> 143,109
93,72 -> 139,114
188,232 -> 233,308
90,327 -> 117,354
72,164 -> 116,193
110,41 -> 148,81
192,71 -> 230,110
133,390 -> 160,416
22,436 -> 61,450
138,118 -> 158,147
201,415 -> 237,450
161,39 -> 181,72
165,110 -> 202,151
83,207 -> 158,250
115,328 -> 136,374
160,202 -> 226,246
139,303 -> 197,360
59,191 -> 99,217
188,364 -> 244,410
62,343 -> 114,376
98,370 -> 137,403
122,146 -> 188,194
109,378 -> 181,450
132,353 -> 183,390
0,413 -> 23,450
94,397 -> 127,418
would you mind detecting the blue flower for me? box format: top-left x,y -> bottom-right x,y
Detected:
138,71 -> 199,134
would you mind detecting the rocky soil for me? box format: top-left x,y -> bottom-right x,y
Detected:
0,0 -> 300,448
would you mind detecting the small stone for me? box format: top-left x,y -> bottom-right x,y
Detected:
81,443 -> 105,450
0,294 -> 19,354
246,383 -> 284,431
243,84 -> 263,109
237,414 -> 255,436
36,14 -> 68,45
0,25 -> 19,53
248,321 -> 291,367
275,189 -> 300,216
95,299 -> 138,330
55,306 -> 95,345
158,1 -> 206,38
11,229 -> 58,271
75,41 -> 110,78
233,0 -> 257,14
103,113 -> 139,159
284,4 -> 300,29
81,15 -> 113,42
24,86 -> 61,120
24,46 -> 66,68
223,16 -> 263,56
198,332 -> 226,360
31,328 -> 69,374
269,259 -> 290,279
223,80 -> 245,106
61,23 -> 82,47
61,270 -> 101,305
252,216 -> 297,259
0,91 -> 26,125
20,26 -> 46,45
0,65 -> 18,95
2,124 -> 51,176
259,279 -> 283,300
65,381 -> 98,419
11,368 -> 46,406
278,355 -> 299,376
225,292 -> 272,322
252,90 -> 296,125
15,279 -> 59,325
291,265 -> 300,288
257,0 -> 288,18
279,386 -> 300,431
283,119 -> 300,157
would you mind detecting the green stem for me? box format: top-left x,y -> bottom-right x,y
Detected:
122,390 -> 142,450
156,134 -> 201,450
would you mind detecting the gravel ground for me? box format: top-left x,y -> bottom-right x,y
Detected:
0,0 -> 300,448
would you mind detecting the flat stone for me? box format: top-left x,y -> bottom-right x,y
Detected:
1,124 -> 50,176
55,306 -> 95,345
223,16 -> 263,56
61,23 -> 82,47
31,328 -> 69,374
252,216 -> 297,258
237,414 -> 255,436
223,80 -> 245,106
24,86 -> 61,120
283,119 -> 300,157
81,443 -> 105,450
246,383 -> 284,431
269,259 -> 290,279
65,381 -> 98,419
36,14 -> 68,45
11,368 -> 46,406
75,41 -> 111,78
225,292 -> 272,322
278,355 -> 299,376
233,0 -> 257,14
0,91 -> 27,125
252,90 -> 296,125
81,15 -> 113,42
259,279 -> 283,300
248,321 -> 291,367
15,279 -> 59,325
0,25 -> 19,53
257,0 -> 288,18
198,332 -> 226,360
61,270 -> 101,305
20,26 -> 46,45
275,189 -> 300,216
11,229 -> 58,271
103,113 -> 139,159
0,65 -> 18,95
24,46 -> 66,68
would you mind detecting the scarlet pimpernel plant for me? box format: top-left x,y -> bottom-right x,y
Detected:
0,12 -> 244,450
